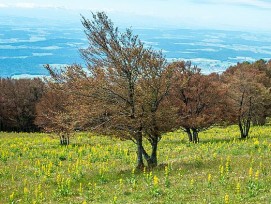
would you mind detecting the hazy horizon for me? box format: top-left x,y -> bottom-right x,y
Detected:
0,0 -> 271,32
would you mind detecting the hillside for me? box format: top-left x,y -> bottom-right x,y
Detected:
1,125 -> 271,203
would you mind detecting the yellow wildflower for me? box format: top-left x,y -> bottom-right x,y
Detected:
224,194 -> 229,204
153,175 -> 159,186
208,173 -> 212,183
255,170 -> 259,181
249,167 -> 253,179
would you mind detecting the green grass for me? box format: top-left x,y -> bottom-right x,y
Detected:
1,126 -> 271,203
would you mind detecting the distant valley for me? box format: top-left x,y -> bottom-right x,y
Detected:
1,22 -> 271,78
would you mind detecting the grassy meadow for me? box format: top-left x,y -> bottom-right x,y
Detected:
1,125 -> 271,203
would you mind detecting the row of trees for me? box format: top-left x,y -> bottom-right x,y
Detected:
33,12 -> 271,168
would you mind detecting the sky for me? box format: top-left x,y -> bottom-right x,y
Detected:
0,0 -> 271,31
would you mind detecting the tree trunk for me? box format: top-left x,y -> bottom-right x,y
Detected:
148,138 -> 158,168
141,138 -> 158,168
60,134 -> 69,145
239,119 -> 250,139
238,119 -> 244,138
60,135 -> 63,145
192,128 -> 199,143
244,119 -> 250,138
185,127 -> 193,142
136,134 -> 144,170
67,135 -> 70,145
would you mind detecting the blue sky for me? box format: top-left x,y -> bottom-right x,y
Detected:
0,0 -> 271,31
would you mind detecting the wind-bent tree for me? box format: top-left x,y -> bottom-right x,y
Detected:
170,61 -> 226,143
222,62 -> 271,138
44,12 -> 177,168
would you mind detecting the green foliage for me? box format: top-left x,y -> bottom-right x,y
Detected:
1,125 -> 271,203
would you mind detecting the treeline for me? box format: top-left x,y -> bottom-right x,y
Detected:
0,78 -> 44,132
1,60 -> 270,135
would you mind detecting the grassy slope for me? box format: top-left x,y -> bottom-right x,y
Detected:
0,126 -> 271,203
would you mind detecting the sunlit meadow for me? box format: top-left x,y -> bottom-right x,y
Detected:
1,125 -> 271,203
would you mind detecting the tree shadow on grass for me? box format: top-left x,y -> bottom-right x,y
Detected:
164,137 -> 242,147
116,157 -> 220,177
199,135 -> 263,144
159,158 -> 221,173
199,137 -> 235,144
163,133 -> 244,146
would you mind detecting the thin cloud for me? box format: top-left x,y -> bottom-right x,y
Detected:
227,0 -> 271,9
2,2 -> 65,9
193,0 -> 271,9
15,3 -> 37,9
0,0 -> 271,31
0,3 -> 8,8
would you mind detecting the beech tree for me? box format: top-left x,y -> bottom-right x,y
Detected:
170,61 -> 226,143
222,62 -> 271,138
45,12 -> 177,168
0,79 -> 5,130
136,51 -> 176,167
0,78 -> 44,132
250,60 -> 271,125
35,87 -> 74,145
